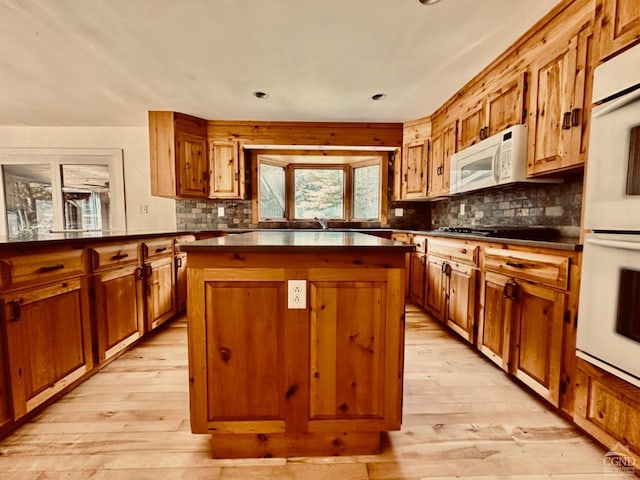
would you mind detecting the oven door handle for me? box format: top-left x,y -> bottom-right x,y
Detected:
586,237 -> 640,251
593,85 -> 640,117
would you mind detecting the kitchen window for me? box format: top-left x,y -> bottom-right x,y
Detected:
0,148 -> 126,236
255,153 -> 386,223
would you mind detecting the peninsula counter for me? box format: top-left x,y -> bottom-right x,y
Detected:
181,231 -> 414,458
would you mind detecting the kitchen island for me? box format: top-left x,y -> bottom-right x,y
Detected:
181,230 -> 414,458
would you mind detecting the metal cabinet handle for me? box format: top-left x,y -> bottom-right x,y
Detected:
155,247 -> 168,253
7,300 -> 20,322
503,281 -> 519,300
506,261 -> 525,268
176,256 -> 183,268
111,253 -> 129,260
39,263 -> 65,273
571,108 -> 581,127
562,111 -> 572,130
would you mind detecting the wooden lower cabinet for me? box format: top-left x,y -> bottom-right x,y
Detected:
142,238 -> 177,332
477,249 -> 575,407
175,252 -> 188,312
187,249 -> 406,457
0,324 -> 12,429
424,255 -> 446,321
444,261 -> 476,343
144,255 -> 176,331
574,358 -> 640,473
92,265 -> 144,362
3,279 -> 92,419
409,252 -> 426,306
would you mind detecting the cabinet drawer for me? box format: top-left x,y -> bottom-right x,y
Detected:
0,249 -> 85,291
89,242 -> 140,272
142,238 -> 174,260
483,248 -> 570,290
428,238 -> 478,265
413,235 -> 427,253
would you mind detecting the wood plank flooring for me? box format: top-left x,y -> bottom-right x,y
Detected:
0,304 -> 635,479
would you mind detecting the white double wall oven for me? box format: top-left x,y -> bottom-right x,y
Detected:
578,43 -> 640,388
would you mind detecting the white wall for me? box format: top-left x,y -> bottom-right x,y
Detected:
0,126 -> 176,231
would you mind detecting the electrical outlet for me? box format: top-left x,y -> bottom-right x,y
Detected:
395,208 -> 404,217
460,203 -> 466,215
217,206 -> 225,217
287,280 -> 307,309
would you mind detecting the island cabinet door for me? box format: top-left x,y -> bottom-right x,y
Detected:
307,268 -> 404,433
3,279 -> 91,419
188,269 -> 290,435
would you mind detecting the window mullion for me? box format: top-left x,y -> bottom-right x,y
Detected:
51,158 -> 64,231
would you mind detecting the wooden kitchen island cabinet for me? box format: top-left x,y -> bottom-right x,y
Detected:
181,231 -> 413,458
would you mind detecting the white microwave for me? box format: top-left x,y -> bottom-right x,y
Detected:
449,124 -> 531,195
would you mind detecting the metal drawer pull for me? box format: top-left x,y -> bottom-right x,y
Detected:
562,111 -> 572,130
506,261 -> 525,268
176,256 -> 183,268
111,253 -> 129,260
39,263 -> 65,273
155,247 -> 168,253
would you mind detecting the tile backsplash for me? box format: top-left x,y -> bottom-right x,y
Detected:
175,173 -> 582,236
430,172 -> 583,237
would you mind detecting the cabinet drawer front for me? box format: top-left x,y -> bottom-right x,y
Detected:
142,238 -> 174,260
413,235 -> 427,253
90,242 -> 140,272
428,238 -> 478,265
483,248 -> 570,290
0,249 -> 85,291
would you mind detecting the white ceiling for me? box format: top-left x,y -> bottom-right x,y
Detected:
0,0 -> 560,127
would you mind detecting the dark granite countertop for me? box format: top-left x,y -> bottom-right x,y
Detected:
179,230 -> 415,253
0,227 -> 582,252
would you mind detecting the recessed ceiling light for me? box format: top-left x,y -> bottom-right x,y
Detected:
371,93 -> 387,101
418,0 -> 441,5
253,91 -> 268,99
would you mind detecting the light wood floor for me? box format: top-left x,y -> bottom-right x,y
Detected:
0,304 -> 635,479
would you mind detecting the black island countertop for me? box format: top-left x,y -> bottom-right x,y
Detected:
178,230 -> 416,253
0,227 -> 582,252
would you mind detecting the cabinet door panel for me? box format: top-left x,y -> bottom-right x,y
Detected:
98,269 -> 143,356
177,133 -> 208,197
458,102 -> 484,151
146,257 -> 175,331
599,0 -> 640,61
425,256 -> 445,321
486,72 -> 526,136
478,272 -> 512,371
409,253 -> 426,306
204,281 -> 286,423
4,281 -> 88,418
309,281 -> 385,419
210,141 -> 242,198
512,282 -> 565,406
445,265 -> 476,343
402,140 -> 428,198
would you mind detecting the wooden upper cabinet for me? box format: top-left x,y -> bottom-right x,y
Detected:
428,120 -> 456,198
210,140 -> 245,199
458,72 -> 526,151
527,28 -> 592,175
597,0 -> 640,61
402,140 -> 428,199
149,111 -> 209,199
397,118 -> 430,200
176,133 -> 208,197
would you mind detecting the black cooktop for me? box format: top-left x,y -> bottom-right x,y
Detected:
436,225 -> 560,240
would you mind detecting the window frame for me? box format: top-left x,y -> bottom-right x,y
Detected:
253,150 -> 388,224
0,148 -> 126,236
